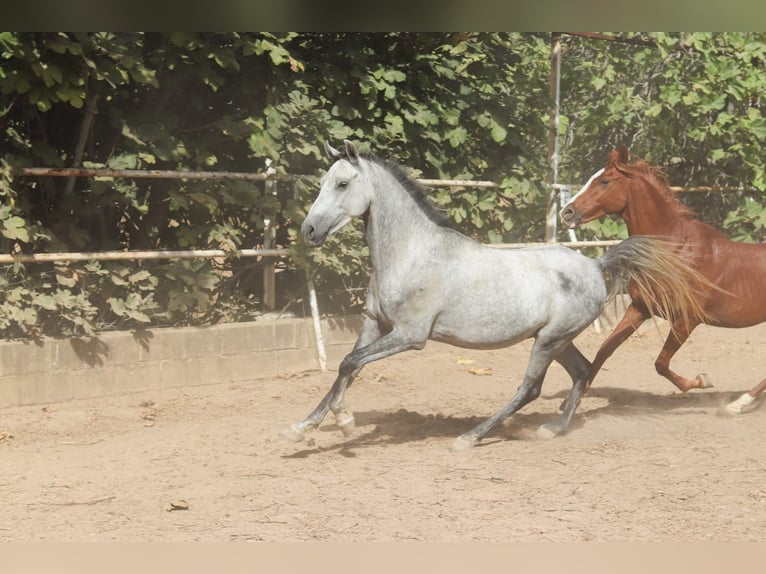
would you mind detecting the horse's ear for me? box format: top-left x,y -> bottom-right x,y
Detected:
343,140 -> 360,165
324,141 -> 343,161
608,148 -> 620,165
617,145 -> 630,164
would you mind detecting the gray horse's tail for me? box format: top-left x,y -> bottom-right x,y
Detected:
598,236 -> 713,329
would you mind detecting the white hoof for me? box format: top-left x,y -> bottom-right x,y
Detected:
726,393 -> 757,415
336,411 -> 356,437
279,423 -> 306,443
537,423 -> 563,440
451,435 -> 478,452
696,373 -> 714,388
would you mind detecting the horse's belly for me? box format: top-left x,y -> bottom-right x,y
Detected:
427,270 -> 605,349
705,268 -> 766,327
705,295 -> 766,327
428,300 -> 553,349
429,320 -> 541,350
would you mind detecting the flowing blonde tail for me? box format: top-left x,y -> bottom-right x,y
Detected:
598,236 -> 716,330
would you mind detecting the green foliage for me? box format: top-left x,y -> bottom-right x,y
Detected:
1,32 -> 765,339
1,32 -> 555,336
723,195 -> 766,241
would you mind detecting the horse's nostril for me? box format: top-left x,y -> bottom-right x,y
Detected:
560,207 -> 574,221
304,225 -> 315,238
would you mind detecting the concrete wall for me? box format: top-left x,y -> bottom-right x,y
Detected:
0,295 -> 633,409
0,315 -> 364,408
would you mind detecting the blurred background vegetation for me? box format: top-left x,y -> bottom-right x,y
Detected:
1,32 -> 765,339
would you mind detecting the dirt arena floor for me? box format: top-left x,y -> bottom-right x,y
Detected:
1,317 -> 765,542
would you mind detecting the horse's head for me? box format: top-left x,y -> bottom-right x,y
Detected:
560,146 -> 633,228
302,140 -> 373,246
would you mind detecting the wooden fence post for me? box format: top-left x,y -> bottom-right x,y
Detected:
262,160 -> 278,311
545,33 -> 562,243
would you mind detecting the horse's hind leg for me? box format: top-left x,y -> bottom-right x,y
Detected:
452,337 -> 561,451
280,317 -> 384,442
585,303 -> 647,391
727,377 -> 766,414
540,342 -> 591,439
654,320 -> 709,392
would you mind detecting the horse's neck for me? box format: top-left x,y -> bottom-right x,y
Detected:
624,178 -> 686,236
366,172 -> 446,271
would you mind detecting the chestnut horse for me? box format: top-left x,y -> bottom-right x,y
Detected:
560,147 -> 766,414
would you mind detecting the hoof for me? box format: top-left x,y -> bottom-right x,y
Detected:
537,423 -> 563,440
725,394 -> 757,415
451,434 -> 479,452
336,412 -> 356,437
696,373 -> 714,389
279,423 -> 306,443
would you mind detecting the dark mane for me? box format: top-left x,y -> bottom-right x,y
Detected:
615,158 -> 694,218
333,150 -> 454,228
378,156 -> 455,228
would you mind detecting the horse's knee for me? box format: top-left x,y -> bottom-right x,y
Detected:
518,382 -> 542,404
339,355 -> 359,376
654,358 -> 669,377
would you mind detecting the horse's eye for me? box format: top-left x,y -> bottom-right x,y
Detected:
338,181 -> 349,190
600,179 -> 609,186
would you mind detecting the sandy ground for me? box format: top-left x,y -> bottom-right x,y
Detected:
1,317 -> 765,542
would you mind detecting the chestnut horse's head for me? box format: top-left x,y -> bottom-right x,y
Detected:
560,146 -> 633,229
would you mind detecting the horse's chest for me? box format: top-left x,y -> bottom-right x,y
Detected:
368,274 -> 435,319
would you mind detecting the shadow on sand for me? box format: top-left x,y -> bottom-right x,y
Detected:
281,385 -> 748,459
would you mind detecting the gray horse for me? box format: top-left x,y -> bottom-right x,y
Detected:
282,140 -> 707,450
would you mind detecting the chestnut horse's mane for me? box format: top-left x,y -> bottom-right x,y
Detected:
612,157 -> 695,219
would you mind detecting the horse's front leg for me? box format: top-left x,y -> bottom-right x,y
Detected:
327,317 -> 386,436
280,324 -> 426,443
280,316 -> 383,442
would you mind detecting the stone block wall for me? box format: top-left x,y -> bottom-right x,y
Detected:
0,315 -> 364,408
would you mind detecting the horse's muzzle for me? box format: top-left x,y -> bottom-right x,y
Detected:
301,222 -> 326,247
559,205 -> 581,228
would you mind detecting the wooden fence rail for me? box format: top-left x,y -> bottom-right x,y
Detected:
17,166 -> 751,262
0,248 -> 290,264
15,166 -> 754,369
